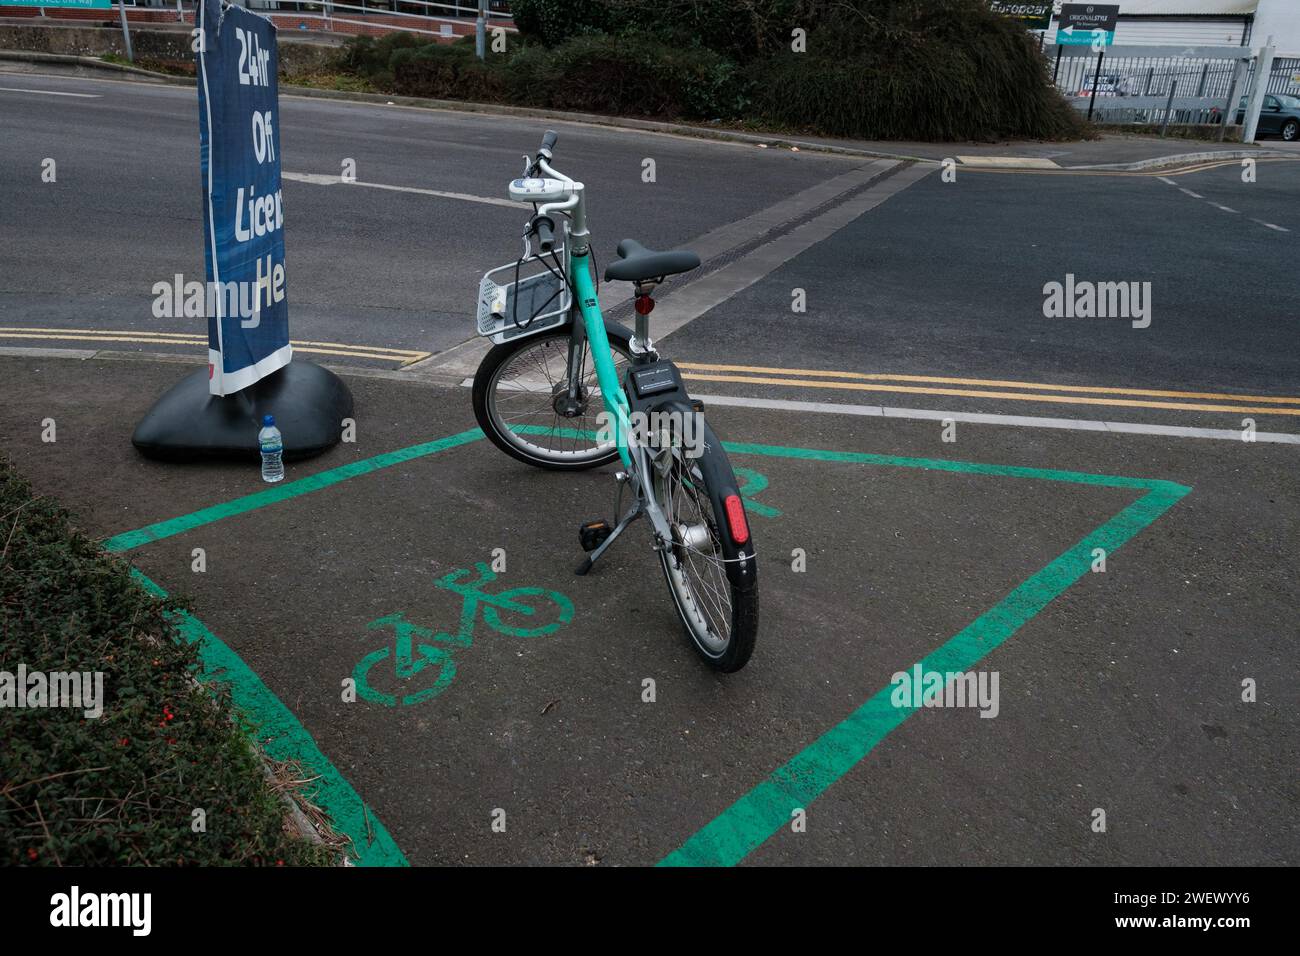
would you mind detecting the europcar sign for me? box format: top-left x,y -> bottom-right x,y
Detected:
989,1 -> 1053,30
197,0 -> 291,396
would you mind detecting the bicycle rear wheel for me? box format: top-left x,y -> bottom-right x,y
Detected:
649,410 -> 758,672
472,323 -> 635,471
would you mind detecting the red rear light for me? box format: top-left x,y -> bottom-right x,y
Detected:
635,295 -> 655,315
723,494 -> 749,545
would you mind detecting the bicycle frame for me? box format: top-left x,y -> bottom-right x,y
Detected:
570,251 -> 678,547
534,207 -> 674,552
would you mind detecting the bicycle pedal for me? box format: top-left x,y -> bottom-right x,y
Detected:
579,519 -> 613,552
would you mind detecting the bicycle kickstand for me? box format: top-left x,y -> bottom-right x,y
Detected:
575,472 -> 640,575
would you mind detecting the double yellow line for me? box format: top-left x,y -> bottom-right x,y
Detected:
958,157 -> 1300,178
0,327 -> 430,366
676,362 -> 1300,417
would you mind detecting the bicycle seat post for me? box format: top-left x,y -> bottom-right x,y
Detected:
632,278 -> 660,358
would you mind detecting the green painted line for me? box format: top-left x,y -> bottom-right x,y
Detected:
103,420 -> 1193,869
104,427 -> 485,552
132,569 -> 408,867
105,429 -> 490,865
718,440 -> 1185,493
658,455 -> 1190,866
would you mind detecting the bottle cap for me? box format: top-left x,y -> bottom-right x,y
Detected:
262,414 -> 275,427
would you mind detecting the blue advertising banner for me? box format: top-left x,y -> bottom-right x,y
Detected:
198,0 -> 290,396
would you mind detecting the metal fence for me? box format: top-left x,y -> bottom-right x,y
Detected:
245,1 -> 518,40
1266,57 -> 1300,96
12,1 -> 516,41
1048,44 -> 1252,127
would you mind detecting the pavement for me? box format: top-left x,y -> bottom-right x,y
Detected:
2,68 -> 1298,867
2,355 -> 1296,865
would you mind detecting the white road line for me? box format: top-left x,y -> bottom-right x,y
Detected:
1178,188 -> 1204,198
1252,219 -> 1291,233
1157,176 -> 1178,185
281,171 -> 516,208
1211,203 -> 1239,213
0,87 -> 100,98
690,393 -> 1300,445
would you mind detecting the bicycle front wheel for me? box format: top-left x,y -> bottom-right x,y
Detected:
649,410 -> 758,672
472,322 -> 635,471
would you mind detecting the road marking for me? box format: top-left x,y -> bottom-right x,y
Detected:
1159,176 -> 1291,232
659,448 -> 1190,866
680,371 -> 1300,417
677,363 -> 1300,406
0,86 -> 100,98
105,422 -> 1190,866
0,327 -> 429,365
655,163 -> 933,340
693,393 -> 1300,444
282,171 -> 517,209
104,427 -> 484,551
955,157 -> 1300,178
130,571 -> 407,867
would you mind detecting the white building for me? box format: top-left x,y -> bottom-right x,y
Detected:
1045,1 -> 1300,55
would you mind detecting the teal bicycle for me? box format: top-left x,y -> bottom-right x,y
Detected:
471,131 -> 757,672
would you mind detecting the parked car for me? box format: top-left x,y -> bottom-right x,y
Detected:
1232,94 -> 1300,141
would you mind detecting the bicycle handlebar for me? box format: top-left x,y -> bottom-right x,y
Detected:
532,215 -> 556,254
538,130 -> 558,161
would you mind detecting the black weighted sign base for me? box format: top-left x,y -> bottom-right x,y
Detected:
132,360 -> 353,462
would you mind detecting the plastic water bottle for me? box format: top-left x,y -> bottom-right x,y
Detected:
258,414 -> 284,483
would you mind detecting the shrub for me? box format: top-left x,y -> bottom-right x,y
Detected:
389,42 -> 503,101
748,0 -> 1085,140
527,33 -> 748,120
509,0 -> 614,47
333,1 -> 1084,141
0,459 -> 334,866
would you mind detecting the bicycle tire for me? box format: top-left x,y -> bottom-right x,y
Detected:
649,407 -> 758,672
472,322 -> 636,471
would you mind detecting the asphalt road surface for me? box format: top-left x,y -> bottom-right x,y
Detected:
1,71 -> 1297,866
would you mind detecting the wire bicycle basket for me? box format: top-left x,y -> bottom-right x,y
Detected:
476,246 -> 572,345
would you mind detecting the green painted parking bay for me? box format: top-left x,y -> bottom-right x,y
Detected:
105,418 -> 1187,866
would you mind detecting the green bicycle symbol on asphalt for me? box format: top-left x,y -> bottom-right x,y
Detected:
734,467 -> 781,519
353,563 -> 574,707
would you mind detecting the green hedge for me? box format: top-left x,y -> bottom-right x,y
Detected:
335,0 -> 1084,141
0,459 -> 333,866
343,33 -> 747,120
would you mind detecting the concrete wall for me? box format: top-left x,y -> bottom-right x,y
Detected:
0,21 -> 340,72
1252,0 -> 1300,55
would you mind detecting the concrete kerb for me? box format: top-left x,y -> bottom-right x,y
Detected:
7,49 -> 1288,172
0,48 -> 190,84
